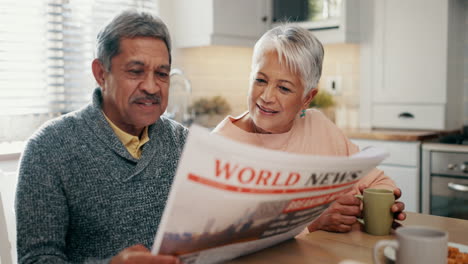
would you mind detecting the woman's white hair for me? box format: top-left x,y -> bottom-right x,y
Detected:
250,25 -> 324,97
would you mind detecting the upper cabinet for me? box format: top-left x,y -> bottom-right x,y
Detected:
360,0 -> 465,130
272,0 -> 360,44
172,0 -> 271,48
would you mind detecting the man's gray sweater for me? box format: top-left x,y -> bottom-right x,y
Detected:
15,88 -> 188,263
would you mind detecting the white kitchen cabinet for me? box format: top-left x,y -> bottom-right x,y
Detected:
351,139 -> 420,212
376,165 -> 419,214
172,0 -> 271,48
360,0 -> 464,130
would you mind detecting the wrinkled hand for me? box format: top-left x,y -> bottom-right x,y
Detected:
110,244 -> 180,264
307,192 -> 361,233
390,187 -> 406,228
308,185 -> 407,233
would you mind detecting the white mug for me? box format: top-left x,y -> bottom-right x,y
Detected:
373,226 -> 448,264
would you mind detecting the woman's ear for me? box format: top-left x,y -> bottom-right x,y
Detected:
92,59 -> 107,90
302,88 -> 319,109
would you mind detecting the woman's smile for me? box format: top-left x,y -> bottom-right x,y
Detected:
256,103 -> 279,115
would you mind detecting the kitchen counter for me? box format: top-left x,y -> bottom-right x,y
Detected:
226,212 -> 468,264
422,142 -> 468,152
340,127 -> 457,141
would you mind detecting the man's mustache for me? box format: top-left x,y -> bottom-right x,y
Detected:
130,94 -> 162,104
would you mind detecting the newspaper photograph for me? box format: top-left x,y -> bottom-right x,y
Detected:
151,125 -> 389,264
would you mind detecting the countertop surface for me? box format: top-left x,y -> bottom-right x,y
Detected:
340,127 -> 458,142
422,142 -> 468,152
226,212 -> 468,264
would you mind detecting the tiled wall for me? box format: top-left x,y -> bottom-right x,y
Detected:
172,46 -> 253,117
320,44 -> 360,128
172,43 -> 361,126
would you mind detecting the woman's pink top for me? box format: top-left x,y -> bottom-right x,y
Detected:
212,109 -> 396,193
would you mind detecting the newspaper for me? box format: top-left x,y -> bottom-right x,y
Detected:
151,125 -> 388,264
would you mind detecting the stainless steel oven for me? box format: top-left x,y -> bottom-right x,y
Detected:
422,143 -> 468,220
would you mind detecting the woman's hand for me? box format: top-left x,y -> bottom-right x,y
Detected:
307,193 -> 361,233
110,244 -> 180,264
307,186 -> 407,233
391,188 -> 406,228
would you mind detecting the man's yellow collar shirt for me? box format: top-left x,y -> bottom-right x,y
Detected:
103,113 -> 149,159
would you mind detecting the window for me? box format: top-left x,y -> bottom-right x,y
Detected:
0,0 -> 158,143
272,0 -> 342,29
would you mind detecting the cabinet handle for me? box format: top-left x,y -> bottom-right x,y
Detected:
262,16 -> 268,22
460,163 -> 468,173
448,182 -> 468,192
398,112 -> 414,119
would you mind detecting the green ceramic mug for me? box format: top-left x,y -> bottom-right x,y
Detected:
355,188 -> 394,236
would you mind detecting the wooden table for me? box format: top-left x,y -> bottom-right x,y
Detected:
226,212 -> 468,264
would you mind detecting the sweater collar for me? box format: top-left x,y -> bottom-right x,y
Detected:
80,88 -> 136,162
81,88 -> 170,182
102,111 -> 150,159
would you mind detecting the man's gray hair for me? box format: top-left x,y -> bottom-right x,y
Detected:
251,25 -> 324,96
96,10 -> 172,71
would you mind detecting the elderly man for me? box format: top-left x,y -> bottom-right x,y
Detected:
16,10 -> 184,264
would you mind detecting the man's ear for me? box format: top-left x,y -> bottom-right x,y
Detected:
302,88 -> 319,109
92,59 -> 107,90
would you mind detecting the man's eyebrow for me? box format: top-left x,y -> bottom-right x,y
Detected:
124,61 -> 170,71
158,64 -> 171,71
125,60 -> 145,67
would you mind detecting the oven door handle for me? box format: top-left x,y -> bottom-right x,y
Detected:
448,182 -> 468,192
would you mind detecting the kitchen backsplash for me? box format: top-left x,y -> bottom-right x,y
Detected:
172,46 -> 253,117
320,44 -> 360,128
172,43 -> 361,126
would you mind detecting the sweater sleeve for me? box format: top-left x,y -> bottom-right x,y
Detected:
16,138 -> 111,264
16,138 -> 70,264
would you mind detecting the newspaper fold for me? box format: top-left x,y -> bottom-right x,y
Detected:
152,125 -> 388,264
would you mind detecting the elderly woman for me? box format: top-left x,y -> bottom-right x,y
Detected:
212,25 -> 406,233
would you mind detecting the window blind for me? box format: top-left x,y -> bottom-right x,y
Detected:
0,0 -> 158,142
0,1 -> 49,115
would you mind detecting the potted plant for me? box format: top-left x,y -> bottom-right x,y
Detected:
309,89 -> 335,122
189,96 -> 231,128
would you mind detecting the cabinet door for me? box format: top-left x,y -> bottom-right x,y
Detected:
377,165 -> 419,213
351,139 -> 420,212
213,0 -> 270,43
372,0 -> 447,104
173,0 -> 270,47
